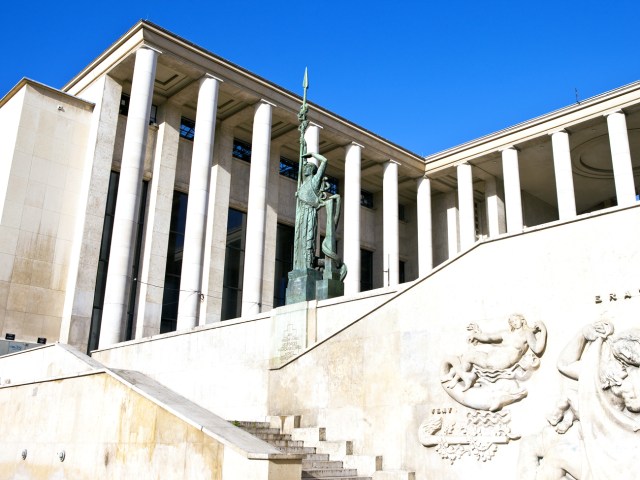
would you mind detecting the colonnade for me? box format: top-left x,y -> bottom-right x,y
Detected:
97,47 -> 412,347
98,46 -> 638,349
437,109 -> 637,264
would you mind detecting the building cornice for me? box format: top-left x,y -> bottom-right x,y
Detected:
424,80 -> 640,174
61,20 -> 426,172
0,77 -> 95,111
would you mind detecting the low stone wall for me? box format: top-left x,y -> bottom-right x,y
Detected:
268,204 -> 640,479
0,351 -> 301,480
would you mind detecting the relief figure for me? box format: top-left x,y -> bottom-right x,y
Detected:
441,314 -> 547,411
517,320 -> 640,479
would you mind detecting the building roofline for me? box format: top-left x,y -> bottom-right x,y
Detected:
0,77 -> 95,110
62,20 -> 426,166
424,79 -> 640,165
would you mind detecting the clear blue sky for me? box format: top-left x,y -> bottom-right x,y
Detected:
1,1 -> 638,156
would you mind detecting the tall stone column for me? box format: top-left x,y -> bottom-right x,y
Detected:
501,147 -> 523,233
383,160 -> 400,286
457,162 -> 475,250
344,142 -> 363,296
135,101 -> 181,338
260,143 -> 282,311
446,192 -> 459,259
100,45 -> 159,348
416,175 -> 433,277
550,130 -> 577,220
200,123 -> 234,323
606,110 -> 637,206
176,74 -> 221,330
484,176 -> 505,237
304,123 -> 322,167
241,100 -> 274,316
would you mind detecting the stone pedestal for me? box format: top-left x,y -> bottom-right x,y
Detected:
286,268 -> 322,304
316,275 -> 344,301
270,302 -> 316,367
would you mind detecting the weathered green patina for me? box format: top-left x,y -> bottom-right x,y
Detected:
286,70 -> 346,304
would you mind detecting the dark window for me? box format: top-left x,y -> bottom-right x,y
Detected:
88,173 -> 148,350
180,117 -> 196,140
119,93 -> 157,124
273,223 -> 295,307
160,191 -> 189,333
88,171 -> 120,353
325,176 -> 339,195
279,157 -> 299,180
221,208 -> 247,320
233,139 -> 252,162
278,156 -> 339,195
361,249 -> 374,292
149,105 -> 158,124
125,180 -> 149,341
119,94 -> 130,116
398,204 -> 406,221
399,260 -> 406,284
361,190 -> 374,208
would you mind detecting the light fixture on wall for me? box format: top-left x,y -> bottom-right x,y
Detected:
37,337 -> 47,345
4,333 -> 15,340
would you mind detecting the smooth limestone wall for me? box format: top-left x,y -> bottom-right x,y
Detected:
0,83 -> 93,344
268,204 -> 640,479
0,344 -> 302,480
0,372 -> 226,479
93,314 -> 275,421
93,287 -> 396,422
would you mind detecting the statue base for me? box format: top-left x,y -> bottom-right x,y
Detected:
286,268 -> 322,304
316,276 -> 344,301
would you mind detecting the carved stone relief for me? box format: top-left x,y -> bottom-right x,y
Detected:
517,320 -> 640,479
419,410 -> 520,463
440,314 -> 547,411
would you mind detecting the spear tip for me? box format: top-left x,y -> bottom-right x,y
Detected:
303,67 -> 309,90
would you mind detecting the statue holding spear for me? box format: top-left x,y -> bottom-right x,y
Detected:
286,69 -> 346,304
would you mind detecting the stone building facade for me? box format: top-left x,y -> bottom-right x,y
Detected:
1,20 -> 639,480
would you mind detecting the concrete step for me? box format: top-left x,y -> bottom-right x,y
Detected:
302,459 -> 343,470
279,446 -> 318,454
315,440 -> 354,457
253,432 -> 292,441
230,420 -> 271,429
292,426 -> 327,445
342,455 -> 383,475
244,427 -> 282,435
372,471 -> 415,480
305,453 -> 331,461
302,468 -> 358,478
273,439 -> 305,448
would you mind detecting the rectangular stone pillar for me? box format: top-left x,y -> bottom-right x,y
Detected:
134,102 -> 181,338
484,176 -> 505,237
260,144 -> 282,312
457,162 -> 475,250
501,146 -> 523,233
200,123 -> 233,324
59,74 -> 122,351
416,175 -> 433,276
446,191 -> 459,259
383,160 -> 400,286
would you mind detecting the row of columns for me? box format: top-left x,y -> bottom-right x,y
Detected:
426,109 -> 637,268
98,45 -> 409,348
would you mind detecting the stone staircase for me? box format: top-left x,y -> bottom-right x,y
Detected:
234,421 -> 373,480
